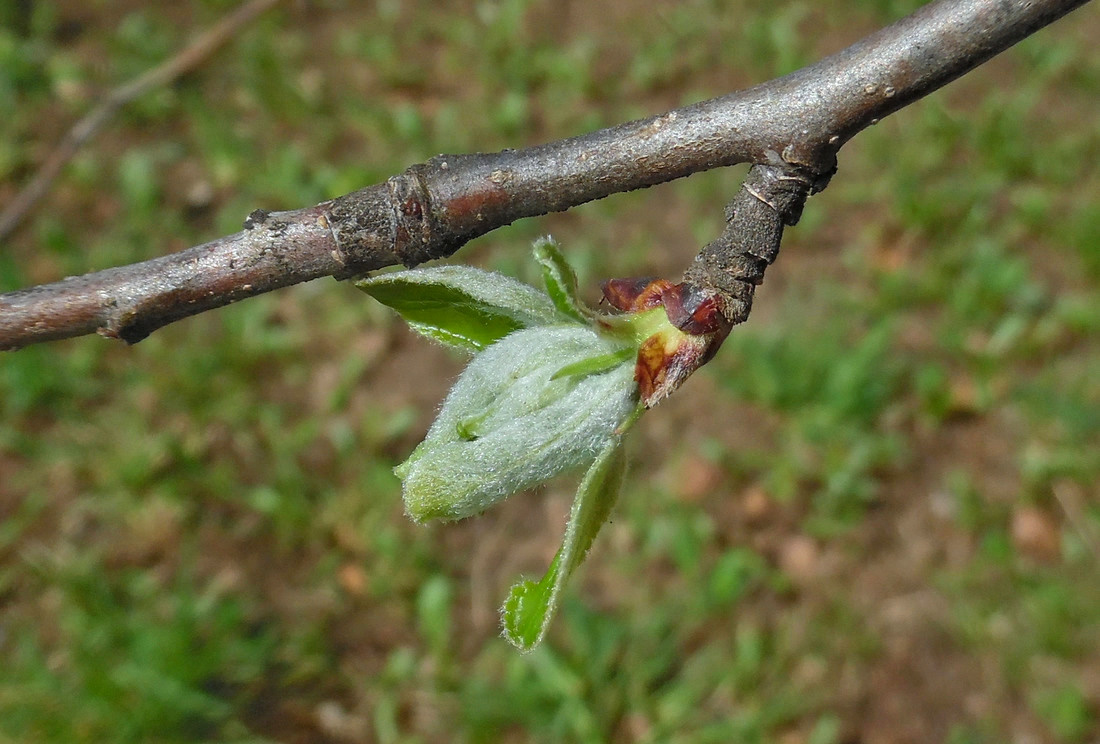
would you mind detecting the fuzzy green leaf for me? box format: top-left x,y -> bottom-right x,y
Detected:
533,237 -> 592,324
501,437 -> 627,651
357,265 -> 563,351
397,325 -> 637,522
551,348 -> 635,381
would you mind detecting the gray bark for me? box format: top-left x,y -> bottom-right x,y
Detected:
0,0 -> 1091,350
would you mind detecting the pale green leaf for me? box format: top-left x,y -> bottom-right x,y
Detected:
357,265 -> 563,351
397,325 -> 637,522
501,437 -> 627,651
550,348 -> 635,380
533,237 -> 592,324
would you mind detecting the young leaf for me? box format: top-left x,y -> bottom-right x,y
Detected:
501,436 -> 627,651
357,265 -> 563,351
533,237 -> 592,324
550,348 -> 634,381
397,325 -> 637,522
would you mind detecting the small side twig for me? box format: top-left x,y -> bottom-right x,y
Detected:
0,0 -> 283,243
682,163 -> 827,328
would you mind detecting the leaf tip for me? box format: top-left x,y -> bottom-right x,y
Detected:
500,579 -> 542,652
531,234 -> 559,256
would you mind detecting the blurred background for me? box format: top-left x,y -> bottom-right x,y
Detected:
1,1 -> 1098,742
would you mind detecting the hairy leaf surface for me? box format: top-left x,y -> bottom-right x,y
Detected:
397,325 -> 636,522
502,437 -> 627,651
357,266 -> 564,351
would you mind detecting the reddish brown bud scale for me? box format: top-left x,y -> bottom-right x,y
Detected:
634,334 -> 664,405
600,276 -> 733,408
633,330 -> 668,404
657,282 -> 731,336
600,277 -> 670,312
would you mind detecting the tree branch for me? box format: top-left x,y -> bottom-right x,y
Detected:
0,0 -> 1090,351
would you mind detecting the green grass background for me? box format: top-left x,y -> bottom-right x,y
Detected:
1,1 -> 1098,742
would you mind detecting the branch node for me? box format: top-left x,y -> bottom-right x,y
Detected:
243,208 -> 271,230
389,165 -> 436,267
